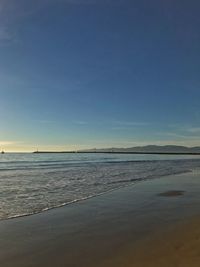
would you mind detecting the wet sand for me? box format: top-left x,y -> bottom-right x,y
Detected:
1,171 -> 200,267
157,189 -> 185,197
99,216 -> 200,267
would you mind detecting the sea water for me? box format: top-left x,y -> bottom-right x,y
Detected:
1,153 -> 200,220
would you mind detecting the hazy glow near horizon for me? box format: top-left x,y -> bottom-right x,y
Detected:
1,0 -> 200,152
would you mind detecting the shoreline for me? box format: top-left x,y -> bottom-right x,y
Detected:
0,168 -> 191,222
1,171 -> 200,266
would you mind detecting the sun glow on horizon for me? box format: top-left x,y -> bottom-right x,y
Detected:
2,139 -> 200,153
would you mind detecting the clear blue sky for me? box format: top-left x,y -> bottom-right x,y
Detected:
1,0 -> 200,151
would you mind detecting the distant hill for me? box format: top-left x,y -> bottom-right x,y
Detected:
78,145 -> 200,154
33,145 -> 200,154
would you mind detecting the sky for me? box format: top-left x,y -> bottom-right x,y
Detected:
0,0 -> 200,152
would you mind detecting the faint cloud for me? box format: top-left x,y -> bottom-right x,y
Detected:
0,141 -> 19,146
184,126 -> 200,136
187,127 -> 200,133
113,120 -> 149,126
162,132 -> 190,139
0,26 -> 13,41
59,0 -> 122,5
111,121 -> 150,130
111,126 -> 132,130
37,120 -> 56,124
73,120 -> 88,125
165,124 -> 200,137
0,0 -> 51,43
0,0 -> 122,44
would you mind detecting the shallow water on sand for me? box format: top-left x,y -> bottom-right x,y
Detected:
1,153 -> 200,220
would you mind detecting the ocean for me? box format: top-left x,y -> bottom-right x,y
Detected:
1,152 -> 200,220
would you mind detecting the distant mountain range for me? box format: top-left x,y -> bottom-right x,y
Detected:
78,145 -> 200,154
34,145 -> 200,154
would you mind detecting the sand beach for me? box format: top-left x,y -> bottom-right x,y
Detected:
1,171 -> 200,267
